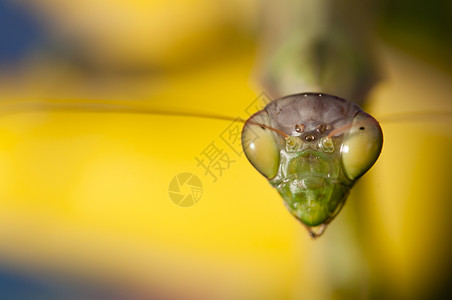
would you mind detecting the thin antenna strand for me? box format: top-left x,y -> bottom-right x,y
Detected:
0,100 -> 288,138
0,101 -> 240,123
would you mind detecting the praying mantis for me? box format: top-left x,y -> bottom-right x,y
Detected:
0,0 -> 429,239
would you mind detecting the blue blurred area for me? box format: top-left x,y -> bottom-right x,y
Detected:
0,0 -> 44,64
0,267 -> 132,300
0,268 -> 61,300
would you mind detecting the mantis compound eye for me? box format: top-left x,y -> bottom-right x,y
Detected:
341,112 -> 383,180
241,110 -> 281,179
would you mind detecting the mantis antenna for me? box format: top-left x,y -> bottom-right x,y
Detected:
0,100 -> 290,138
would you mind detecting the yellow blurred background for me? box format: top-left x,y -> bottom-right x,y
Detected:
0,0 -> 451,299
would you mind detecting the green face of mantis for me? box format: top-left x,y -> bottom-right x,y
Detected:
242,93 -> 383,236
